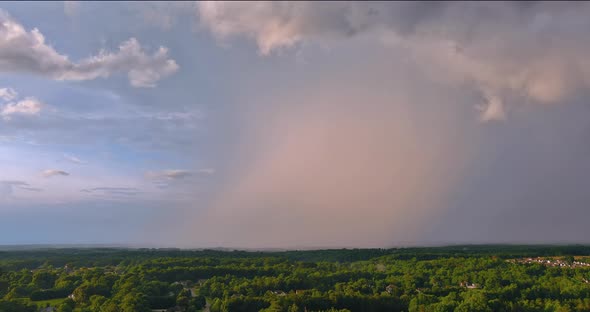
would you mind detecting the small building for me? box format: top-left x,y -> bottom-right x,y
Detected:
385,284 -> 396,294
271,290 -> 286,296
460,281 -> 479,289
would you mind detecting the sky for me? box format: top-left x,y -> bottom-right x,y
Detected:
2,1 -> 590,248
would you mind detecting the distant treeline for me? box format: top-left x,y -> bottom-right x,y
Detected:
2,245 -> 590,270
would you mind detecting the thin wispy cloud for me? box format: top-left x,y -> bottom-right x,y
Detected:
42,169 -> 70,178
19,186 -> 42,192
0,180 -> 41,197
81,187 -> 141,196
146,168 -> 215,190
63,154 -> 86,164
146,169 -> 192,180
146,169 -> 215,181
0,180 -> 28,187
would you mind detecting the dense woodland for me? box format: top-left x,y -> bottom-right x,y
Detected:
1,245 -> 590,311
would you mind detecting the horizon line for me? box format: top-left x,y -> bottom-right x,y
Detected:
2,242 -> 590,252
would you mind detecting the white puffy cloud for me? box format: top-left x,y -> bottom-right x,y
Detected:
1,97 -> 43,119
198,1 -> 352,55
42,169 -> 70,178
0,10 -> 179,87
83,38 -> 180,88
0,87 -> 45,119
0,87 -> 17,101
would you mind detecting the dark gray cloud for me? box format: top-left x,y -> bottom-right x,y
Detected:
198,2 -> 590,120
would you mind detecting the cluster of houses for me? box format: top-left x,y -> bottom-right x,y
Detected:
508,257 -> 590,268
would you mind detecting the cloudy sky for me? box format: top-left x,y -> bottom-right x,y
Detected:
2,1 -> 590,248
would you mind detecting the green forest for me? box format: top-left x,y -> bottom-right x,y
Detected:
2,245 -> 590,312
